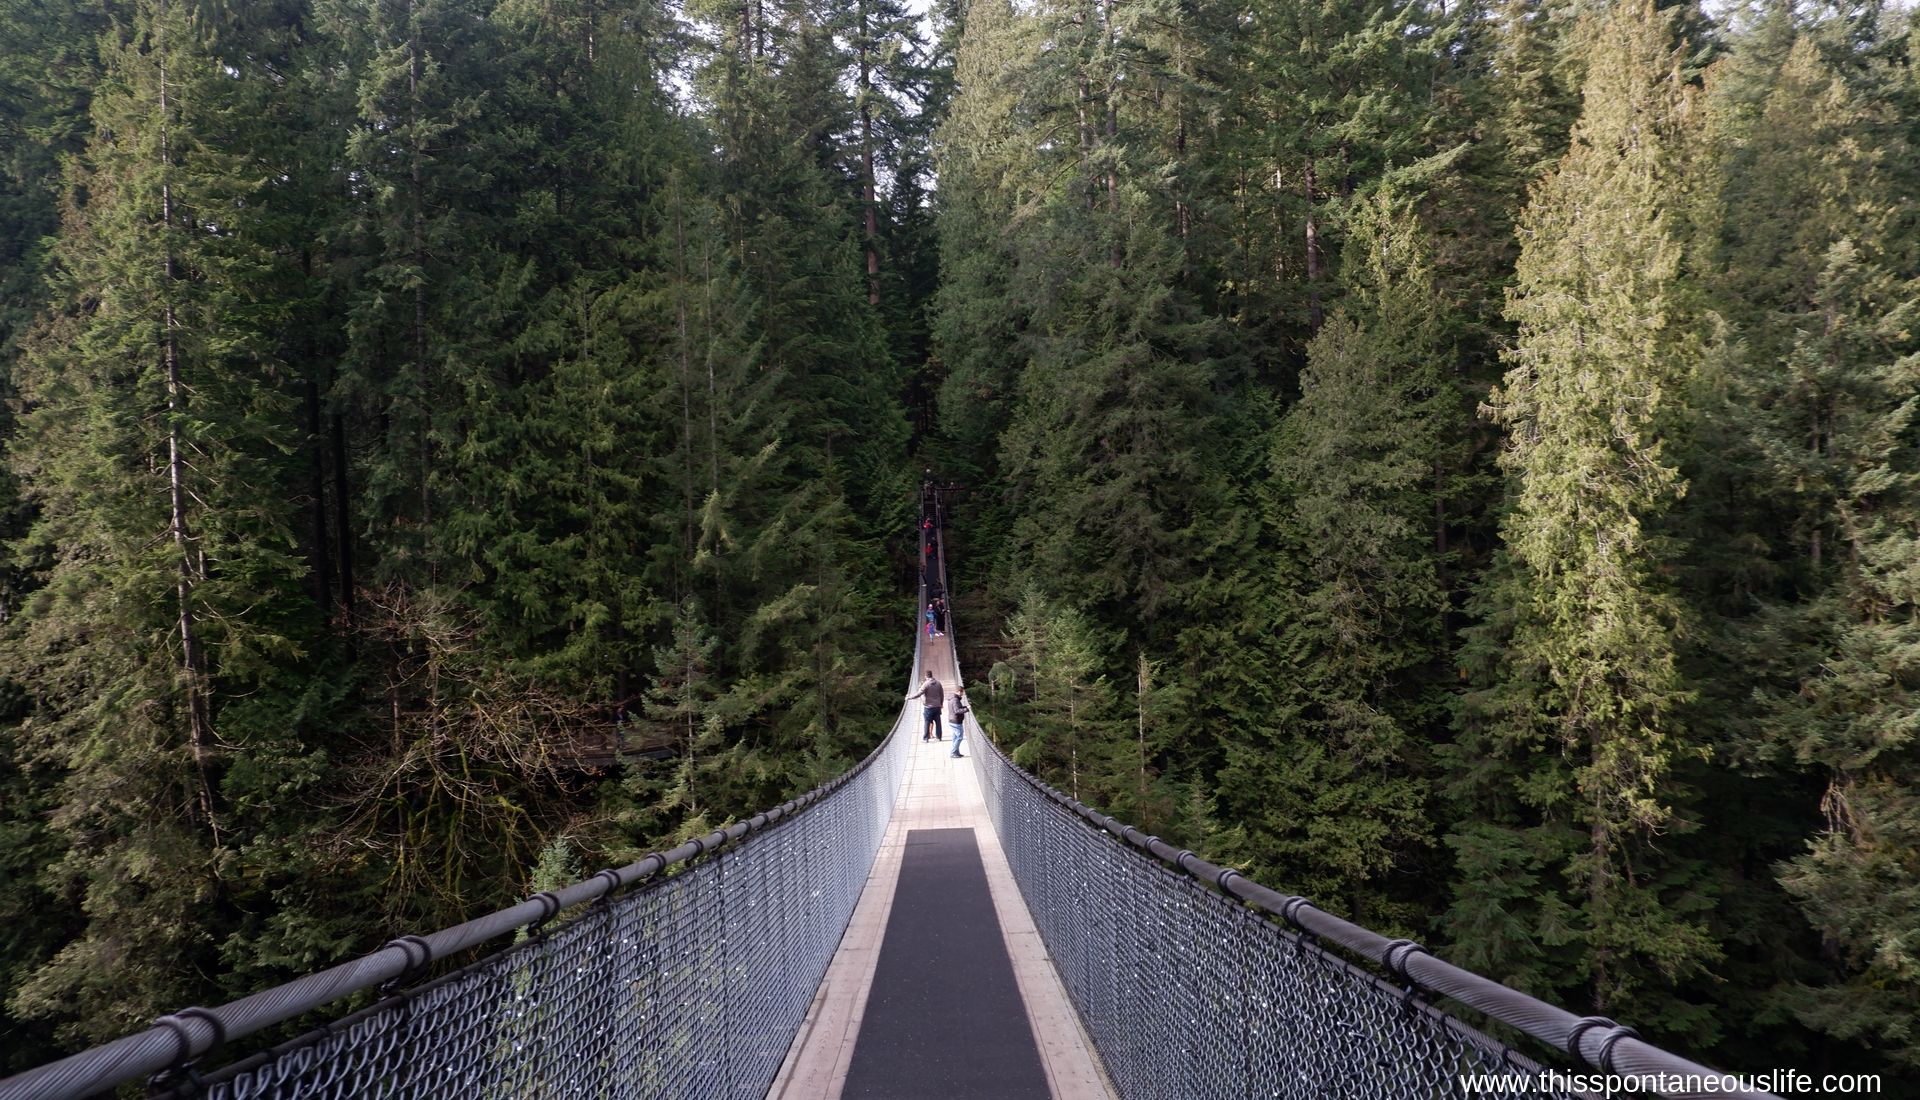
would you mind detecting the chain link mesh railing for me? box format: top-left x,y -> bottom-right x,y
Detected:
962,696 -> 1784,1100
969,750 -> 1576,1100
0,664 -> 922,1100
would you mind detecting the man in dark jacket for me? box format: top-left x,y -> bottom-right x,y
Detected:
948,692 -> 968,758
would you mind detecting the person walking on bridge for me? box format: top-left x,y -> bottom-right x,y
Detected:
948,692 -> 968,757
906,673 -> 944,741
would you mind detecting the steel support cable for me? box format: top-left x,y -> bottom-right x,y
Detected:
921,495 -> 1781,1100
0,648 -> 922,1100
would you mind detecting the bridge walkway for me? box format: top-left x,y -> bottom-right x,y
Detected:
769,631 -> 1114,1100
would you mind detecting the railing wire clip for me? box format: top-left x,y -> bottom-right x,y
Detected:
379,934 -> 434,996
1596,1024 -> 1642,1075
145,1007 -> 225,1097
1565,1015 -> 1617,1069
527,890 -> 563,941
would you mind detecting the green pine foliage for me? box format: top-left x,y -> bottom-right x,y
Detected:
1697,4 -> 1920,1059
1447,0 -> 1718,1034
995,584 -> 1120,804
965,0 -> 1235,625
931,0 -> 1913,1076
1216,0 -> 1458,351
0,0 -> 101,361
2,0 -> 1916,1082
1761,250 -> 1920,1064
0,5 -> 103,1060
1217,196 -> 1450,931
929,0 -> 1031,486
0,0 -> 920,1065
4,0 -> 348,1041
1697,8 -> 1920,1063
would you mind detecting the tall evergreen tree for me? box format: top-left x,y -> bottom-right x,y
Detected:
1758,246 -> 1920,1067
1445,0 -> 1718,1035
978,0 -> 1236,626
836,0 -> 926,311
0,4 -> 104,1063
998,585 -> 1119,804
321,0 -> 556,929
1700,14 -> 1920,1066
1213,196 -> 1449,929
676,0 -> 907,792
4,0 -> 341,1041
1216,0 -> 1452,359
929,0 -> 1034,484
0,0 -> 102,357
1,0 -> 1913,1079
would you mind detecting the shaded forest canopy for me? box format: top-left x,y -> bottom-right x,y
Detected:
0,0 -> 1915,1081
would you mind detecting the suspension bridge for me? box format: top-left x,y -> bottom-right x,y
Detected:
0,496 -> 1778,1100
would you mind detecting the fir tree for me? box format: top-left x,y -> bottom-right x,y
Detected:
1226,195 -> 1449,928
981,0 -> 1235,624
0,0 -> 1911,1079
321,0 -> 566,930
675,0 -> 907,795
1757,247 -> 1920,1067
930,0 -> 1034,483
5,0 -> 340,1040
1217,0 -> 1452,355
0,2 -> 103,1063
1446,0 -> 1718,1033
1000,585 -> 1119,804
1700,14 -> 1920,1063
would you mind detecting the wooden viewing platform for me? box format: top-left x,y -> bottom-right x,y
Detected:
768,630 -> 1116,1100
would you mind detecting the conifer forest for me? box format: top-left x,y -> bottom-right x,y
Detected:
0,0 -> 1915,1082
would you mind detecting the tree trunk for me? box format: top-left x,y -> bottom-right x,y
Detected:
1175,118 -> 1190,244
674,182 -> 696,582
299,250 -> 334,613
159,9 -> 219,841
705,241 -> 719,494
1069,680 -> 1079,802
1136,654 -> 1150,822
860,3 -> 880,307
408,0 -> 432,559
1305,159 -> 1325,334
331,404 -> 355,630
863,111 -> 879,305
305,374 -> 333,613
1810,402 -> 1823,568
1101,0 -> 1120,267
1078,72 -> 1094,209
1589,815 -> 1612,1013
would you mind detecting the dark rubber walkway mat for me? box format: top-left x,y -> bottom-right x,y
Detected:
841,827 -> 1051,1099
